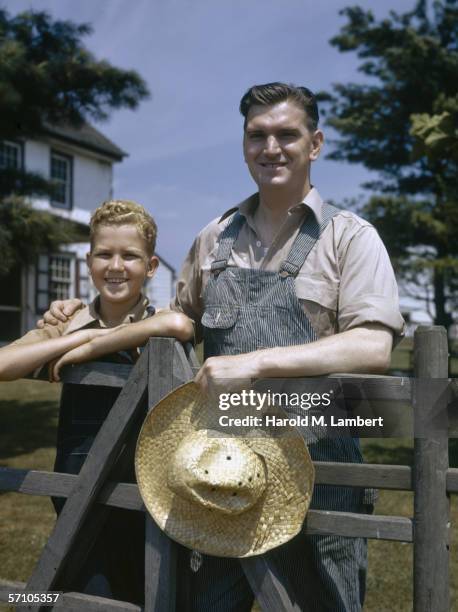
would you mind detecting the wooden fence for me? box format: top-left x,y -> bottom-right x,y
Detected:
0,326 -> 456,611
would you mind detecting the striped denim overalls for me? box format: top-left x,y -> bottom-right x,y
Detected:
182,205 -> 369,612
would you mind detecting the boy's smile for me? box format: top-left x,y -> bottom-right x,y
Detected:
87,224 -> 158,324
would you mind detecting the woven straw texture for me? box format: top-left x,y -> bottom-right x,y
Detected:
135,382 -> 314,558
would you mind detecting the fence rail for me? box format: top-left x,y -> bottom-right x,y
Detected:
0,326 -> 455,611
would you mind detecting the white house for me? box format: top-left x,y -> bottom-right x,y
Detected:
0,123 -> 175,343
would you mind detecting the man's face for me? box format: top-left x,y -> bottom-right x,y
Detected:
243,100 -> 323,192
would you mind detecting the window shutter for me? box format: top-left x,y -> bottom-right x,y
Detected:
36,254 -> 49,313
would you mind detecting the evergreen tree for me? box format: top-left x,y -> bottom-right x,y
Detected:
320,0 -> 457,331
0,9 -> 148,141
0,9 -> 149,270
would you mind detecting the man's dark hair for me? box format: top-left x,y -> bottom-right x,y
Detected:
239,82 -> 319,132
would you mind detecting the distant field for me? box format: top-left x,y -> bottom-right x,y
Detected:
1,356 -> 457,611
390,336 -> 458,375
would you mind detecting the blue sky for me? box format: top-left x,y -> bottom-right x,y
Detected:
4,0 -> 417,269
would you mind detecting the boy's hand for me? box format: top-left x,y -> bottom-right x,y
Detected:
37,299 -> 84,328
51,343 -> 92,382
50,326 -> 124,381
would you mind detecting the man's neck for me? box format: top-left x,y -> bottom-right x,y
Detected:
256,182 -> 312,230
258,180 -> 311,213
98,294 -> 141,327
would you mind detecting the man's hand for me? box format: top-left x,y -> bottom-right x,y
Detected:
194,353 -> 260,396
37,298 -> 84,328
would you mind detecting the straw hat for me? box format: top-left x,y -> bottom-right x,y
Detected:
135,382 -> 314,558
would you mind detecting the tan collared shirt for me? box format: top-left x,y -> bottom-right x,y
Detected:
171,188 -> 405,343
12,294 -> 150,352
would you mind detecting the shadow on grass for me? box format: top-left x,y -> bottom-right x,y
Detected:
363,439 -> 458,468
0,398 -> 58,460
362,442 -> 413,466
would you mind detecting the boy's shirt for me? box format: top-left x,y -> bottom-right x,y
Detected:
11,294 -> 153,375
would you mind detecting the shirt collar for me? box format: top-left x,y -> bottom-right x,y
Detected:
293,187 -> 324,224
63,294 -> 149,335
224,187 -> 324,225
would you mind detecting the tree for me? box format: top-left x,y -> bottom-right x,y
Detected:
0,196 -> 88,276
410,96 -> 458,165
0,9 -> 149,269
0,9 -> 148,141
320,0 -> 458,332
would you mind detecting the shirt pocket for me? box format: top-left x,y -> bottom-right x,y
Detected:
201,306 -> 239,329
294,275 -> 339,337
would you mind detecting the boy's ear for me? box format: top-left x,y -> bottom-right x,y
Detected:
147,256 -> 159,278
86,252 -> 92,268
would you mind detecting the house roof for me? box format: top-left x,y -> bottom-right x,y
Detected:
43,122 -> 127,162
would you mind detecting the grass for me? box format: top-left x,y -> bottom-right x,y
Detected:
390,336 -> 458,376
0,380 -> 60,612
1,370 -> 457,611
362,438 -> 458,611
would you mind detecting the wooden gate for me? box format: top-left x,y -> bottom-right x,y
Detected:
0,326 -> 456,611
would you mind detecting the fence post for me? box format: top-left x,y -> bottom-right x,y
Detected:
144,338 -> 196,612
413,325 -> 449,612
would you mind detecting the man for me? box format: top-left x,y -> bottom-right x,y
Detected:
42,83 -> 404,611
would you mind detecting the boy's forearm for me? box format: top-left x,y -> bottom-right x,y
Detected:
86,313 -> 194,360
0,329 -> 92,381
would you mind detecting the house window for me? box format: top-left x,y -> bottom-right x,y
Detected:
49,255 -> 73,301
0,141 -> 22,169
50,151 -> 72,209
76,258 -> 91,301
36,253 -> 75,312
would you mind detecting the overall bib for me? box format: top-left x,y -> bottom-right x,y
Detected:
52,308 -> 155,604
181,205 -> 369,612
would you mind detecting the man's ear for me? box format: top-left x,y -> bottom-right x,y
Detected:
86,252 -> 92,269
242,133 -> 248,163
309,129 -> 324,161
147,256 -> 159,278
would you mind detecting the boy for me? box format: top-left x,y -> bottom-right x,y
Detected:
0,199 -> 193,603
0,199 -> 193,380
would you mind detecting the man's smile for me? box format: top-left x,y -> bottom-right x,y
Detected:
260,162 -> 287,168
104,277 -> 128,284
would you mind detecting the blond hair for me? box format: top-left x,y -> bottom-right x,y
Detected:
90,200 -> 157,256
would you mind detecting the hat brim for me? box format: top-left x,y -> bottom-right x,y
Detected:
135,382 -> 314,558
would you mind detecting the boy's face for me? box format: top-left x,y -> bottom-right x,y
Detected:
87,224 -> 158,308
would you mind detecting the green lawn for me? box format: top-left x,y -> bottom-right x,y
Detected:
390,336 -> 458,376
1,377 -> 457,611
0,380 -> 60,612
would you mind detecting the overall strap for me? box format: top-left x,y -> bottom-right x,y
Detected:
280,203 -> 341,277
210,211 -> 246,274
